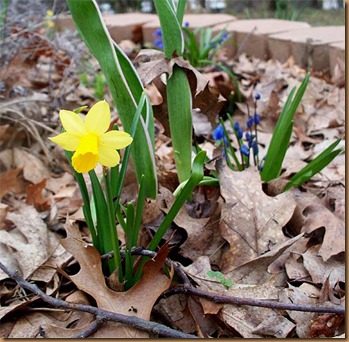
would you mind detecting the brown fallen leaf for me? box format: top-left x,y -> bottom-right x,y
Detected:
26,178 -> 51,212
0,168 -> 27,200
187,296 -> 217,338
302,204 -> 345,261
184,256 -> 295,338
308,313 -> 345,338
180,195 -> 224,265
0,203 -> 10,229
320,185 -> 345,221
12,147 -> 50,184
60,221 -> 173,338
156,186 -> 224,263
0,203 -> 60,281
43,291 -> 95,338
224,234 -> 304,286
4,291 -> 94,338
278,282 -> 343,338
154,294 -> 197,335
217,161 -> 297,271
135,49 -> 225,135
302,245 -> 345,291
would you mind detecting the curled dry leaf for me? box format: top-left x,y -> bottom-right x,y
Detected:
60,221 -> 173,338
302,245 -> 345,290
154,294 -> 197,335
0,203 -> 60,281
217,161 -> 297,272
302,204 -> 345,261
225,233 -> 304,286
0,168 -> 27,201
43,291 -> 95,338
25,178 -> 51,212
12,147 -> 50,184
134,49 -> 225,135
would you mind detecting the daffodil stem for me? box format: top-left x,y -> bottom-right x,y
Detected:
113,92 -> 147,207
104,170 -> 123,283
132,151 -> 206,285
64,150 -> 98,250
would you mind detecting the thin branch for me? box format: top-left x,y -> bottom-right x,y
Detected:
0,261 -> 198,339
71,316 -> 106,338
163,286 -> 345,315
105,248 -> 345,315
104,247 -> 191,286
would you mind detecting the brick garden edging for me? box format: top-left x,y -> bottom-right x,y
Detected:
54,13 -> 345,77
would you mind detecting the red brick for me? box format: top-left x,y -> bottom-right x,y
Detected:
142,13 -> 236,45
54,13 -> 157,43
268,26 -> 345,70
329,41 -> 345,77
213,19 -> 310,60
54,14 -> 76,32
104,13 -> 157,42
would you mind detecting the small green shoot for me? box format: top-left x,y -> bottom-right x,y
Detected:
207,270 -> 233,289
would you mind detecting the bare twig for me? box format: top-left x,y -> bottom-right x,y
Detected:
71,316 -> 106,338
163,286 -> 345,315
0,261 -> 198,339
105,248 -> 345,315
104,247 -> 191,286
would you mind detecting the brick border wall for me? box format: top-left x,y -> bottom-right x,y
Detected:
54,13 -> 345,77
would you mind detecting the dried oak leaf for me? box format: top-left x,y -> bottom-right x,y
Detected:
134,49 -> 225,135
26,178 -> 51,212
302,244 -> 345,290
157,186 -> 224,263
217,161 -> 296,272
0,168 -> 27,200
184,256 -> 295,338
0,203 -> 60,281
60,221 -> 173,338
12,147 -> 50,184
224,234 -> 304,287
154,294 -> 197,335
279,283 -> 343,338
302,204 -> 345,261
308,313 -> 345,338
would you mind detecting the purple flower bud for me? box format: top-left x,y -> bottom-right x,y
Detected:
234,121 -> 240,130
236,127 -> 243,139
154,38 -> 164,50
153,28 -> 162,37
213,124 -> 224,141
184,21 -> 190,27
254,92 -> 261,100
240,144 -> 250,156
254,113 -> 260,125
246,116 -> 254,129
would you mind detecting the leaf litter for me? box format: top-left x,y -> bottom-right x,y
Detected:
0,12 -> 345,338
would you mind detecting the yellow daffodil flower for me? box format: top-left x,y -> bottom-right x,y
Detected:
50,100 -> 133,173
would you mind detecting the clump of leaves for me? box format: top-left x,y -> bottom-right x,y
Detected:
182,24 -> 230,68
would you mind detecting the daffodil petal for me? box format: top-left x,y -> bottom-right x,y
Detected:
98,146 -> 120,167
49,132 -> 80,151
60,110 -> 86,137
99,130 -> 133,150
85,100 -> 110,135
